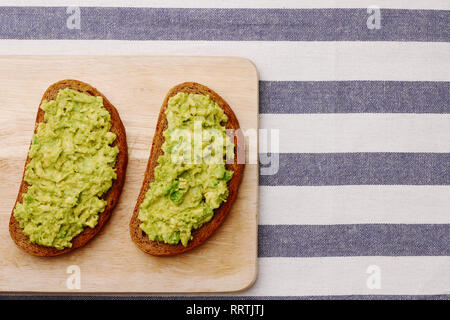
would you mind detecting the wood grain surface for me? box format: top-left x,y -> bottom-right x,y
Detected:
0,56 -> 258,293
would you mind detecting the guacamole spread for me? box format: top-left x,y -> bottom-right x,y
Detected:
13,88 -> 118,250
138,92 -> 234,246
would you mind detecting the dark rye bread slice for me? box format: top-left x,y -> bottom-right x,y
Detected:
9,79 -> 128,257
130,82 -> 245,256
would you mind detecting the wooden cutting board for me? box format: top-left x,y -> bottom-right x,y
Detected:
0,56 -> 258,293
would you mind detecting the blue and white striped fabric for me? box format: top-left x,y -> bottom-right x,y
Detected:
1,1 -> 449,299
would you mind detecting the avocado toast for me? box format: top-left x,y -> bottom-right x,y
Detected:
130,82 -> 244,256
9,79 -> 128,256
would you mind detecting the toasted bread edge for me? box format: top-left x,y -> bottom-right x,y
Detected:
130,82 -> 245,256
9,79 -> 128,257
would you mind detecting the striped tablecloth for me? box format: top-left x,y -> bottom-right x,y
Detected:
0,1 -> 449,299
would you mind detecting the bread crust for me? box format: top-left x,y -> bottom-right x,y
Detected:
9,79 -> 128,257
130,82 -> 245,256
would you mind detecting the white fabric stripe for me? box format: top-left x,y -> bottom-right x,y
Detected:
153,257 -> 450,296
2,0 -> 449,10
259,186 -> 450,225
1,41 -> 449,81
259,114 -> 450,153
238,257 -> 450,296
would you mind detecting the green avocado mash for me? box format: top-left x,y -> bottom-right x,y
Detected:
138,92 -> 234,246
13,88 -> 119,250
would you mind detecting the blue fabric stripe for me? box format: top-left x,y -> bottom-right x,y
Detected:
259,153 -> 450,186
0,7 -> 449,41
260,81 -> 450,114
258,224 -> 450,257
